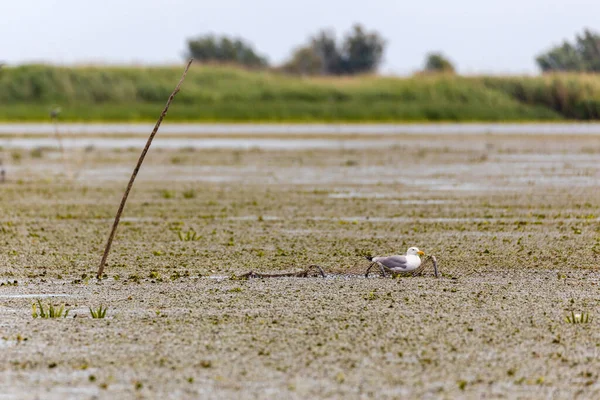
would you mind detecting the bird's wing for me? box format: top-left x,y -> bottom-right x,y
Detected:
375,255 -> 409,270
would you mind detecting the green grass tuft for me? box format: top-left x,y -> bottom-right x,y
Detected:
32,299 -> 70,319
178,229 -> 201,241
89,305 -> 108,319
565,311 -> 592,324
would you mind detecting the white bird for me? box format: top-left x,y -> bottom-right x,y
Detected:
365,247 -> 425,273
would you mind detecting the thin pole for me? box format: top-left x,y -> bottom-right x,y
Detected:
96,59 -> 193,278
51,112 -> 72,179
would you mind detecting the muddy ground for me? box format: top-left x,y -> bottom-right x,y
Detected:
0,132 -> 599,399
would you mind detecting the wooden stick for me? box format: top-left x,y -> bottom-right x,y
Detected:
431,255 -> 439,278
96,59 -> 193,278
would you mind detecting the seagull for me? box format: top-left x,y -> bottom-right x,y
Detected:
365,247 -> 425,274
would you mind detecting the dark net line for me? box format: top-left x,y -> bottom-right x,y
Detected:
236,256 -> 439,279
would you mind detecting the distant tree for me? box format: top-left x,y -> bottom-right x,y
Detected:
340,24 -> 386,74
536,28 -> 600,72
282,24 -> 386,75
536,42 -> 585,72
186,35 -> 268,68
423,52 -> 456,73
575,29 -> 600,71
311,30 -> 343,75
281,46 -> 324,75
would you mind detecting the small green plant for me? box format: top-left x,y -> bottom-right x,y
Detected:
11,151 -> 22,163
149,271 -> 160,279
182,189 -> 196,199
160,190 -> 175,199
32,299 -> 70,319
565,311 -> 592,324
30,147 -> 44,159
89,305 -> 108,319
364,290 -> 378,300
178,229 -> 201,241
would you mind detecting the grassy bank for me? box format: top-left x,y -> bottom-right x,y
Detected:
0,64 -> 599,121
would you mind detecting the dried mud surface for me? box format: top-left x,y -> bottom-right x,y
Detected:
0,132 -> 599,399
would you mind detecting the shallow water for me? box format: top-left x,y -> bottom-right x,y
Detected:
3,122 -> 600,151
328,192 -> 455,203
0,294 -> 72,299
0,339 -> 17,349
3,122 -> 600,136
0,137 -> 402,150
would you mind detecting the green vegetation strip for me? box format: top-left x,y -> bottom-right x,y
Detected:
2,65 -> 599,121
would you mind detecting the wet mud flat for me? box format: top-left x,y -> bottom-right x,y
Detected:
0,132 -> 599,399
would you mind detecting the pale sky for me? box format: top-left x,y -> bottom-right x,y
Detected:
2,0 -> 598,74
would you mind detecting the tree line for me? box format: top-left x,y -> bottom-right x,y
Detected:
186,24 -> 386,75
536,29 -> 600,72
186,26 -> 600,75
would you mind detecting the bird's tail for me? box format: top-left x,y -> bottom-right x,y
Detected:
364,255 -> 374,261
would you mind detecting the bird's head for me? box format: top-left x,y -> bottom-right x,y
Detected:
406,247 -> 425,256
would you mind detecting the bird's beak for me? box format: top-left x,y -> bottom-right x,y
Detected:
417,251 -> 425,256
